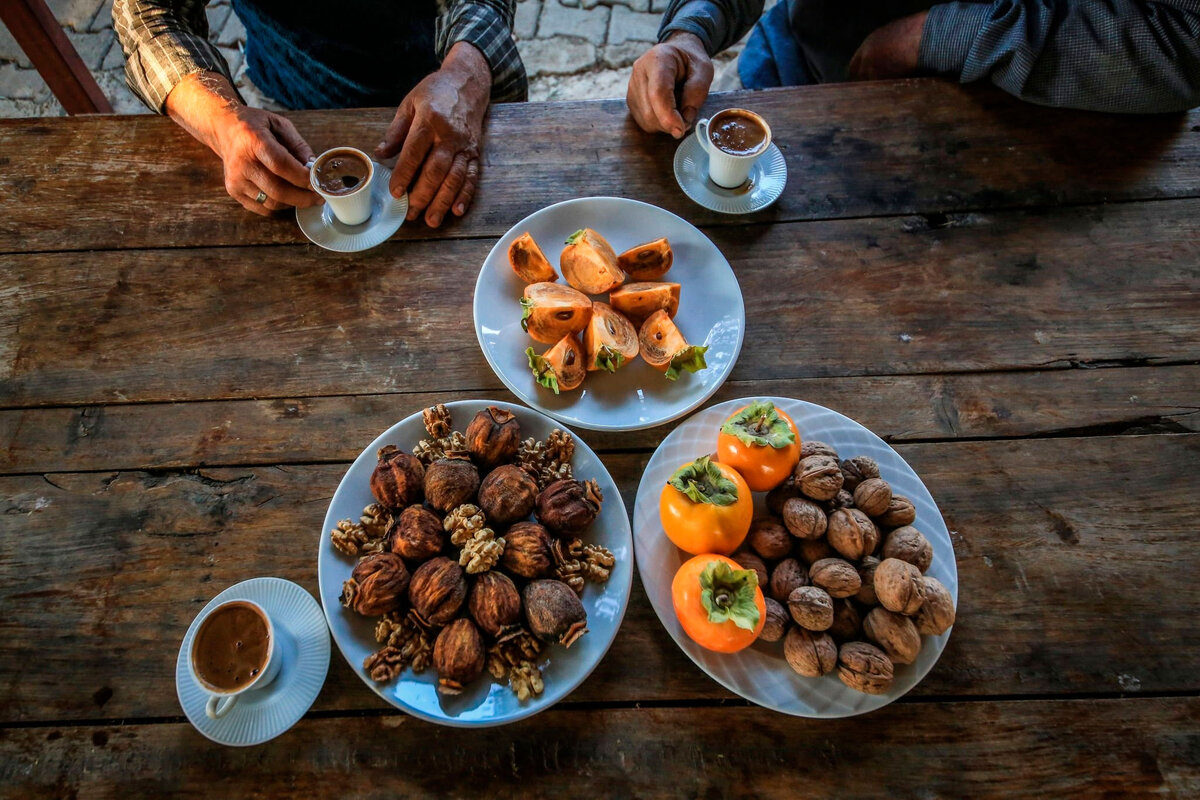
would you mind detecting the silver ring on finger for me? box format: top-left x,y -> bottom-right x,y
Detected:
254,190 -> 268,204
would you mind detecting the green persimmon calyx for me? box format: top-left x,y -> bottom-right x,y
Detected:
664,345 -> 709,381
519,297 -> 534,332
720,400 -> 795,449
593,344 -> 625,373
526,347 -> 561,394
565,229 -> 585,245
700,561 -> 761,630
668,456 -> 739,506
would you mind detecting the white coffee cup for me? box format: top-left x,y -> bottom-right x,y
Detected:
309,146 -> 375,226
695,108 -> 773,189
188,599 -> 283,720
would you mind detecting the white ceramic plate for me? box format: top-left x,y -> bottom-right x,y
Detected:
633,397 -> 958,718
317,400 -> 633,727
473,197 -> 745,432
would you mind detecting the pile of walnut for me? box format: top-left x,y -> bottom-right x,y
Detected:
331,404 -> 615,701
742,441 -> 956,695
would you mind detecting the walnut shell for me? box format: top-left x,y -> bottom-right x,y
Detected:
433,618 -> 485,694
535,478 -> 601,537
342,552 -> 411,616
787,585 -> 834,631
796,455 -> 844,501
826,508 -> 880,561
839,456 -> 880,492
468,570 -> 522,637
828,599 -> 863,642
837,641 -> 894,694
856,556 -> 881,607
863,607 -> 922,664
796,537 -> 835,565
882,526 -> 933,572
769,558 -> 808,603
523,579 -> 588,647
853,478 -> 893,518
782,497 -> 828,540
915,576 -> 956,635
732,550 -> 769,589
501,521 -> 553,579
388,505 -> 444,562
874,558 -> 926,615
830,489 -> 855,510
423,457 -> 480,514
784,627 -> 837,677
809,557 -> 862,599
478,464 -> 539,525
877,495 -> 917,528
800,441 -> 839,460
760,598 -> 789,643
747,518 -> 792,559
370,446 -> 425,509
766,475 -> 804,516
408,556 -> 467,626
465,406 -> 521,471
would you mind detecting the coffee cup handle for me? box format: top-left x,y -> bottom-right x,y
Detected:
694,117 -> 712,155
206,694 -> 238,720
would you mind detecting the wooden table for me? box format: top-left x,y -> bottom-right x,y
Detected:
1,80 -> 1198,798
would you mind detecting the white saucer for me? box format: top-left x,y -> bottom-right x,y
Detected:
673,136 -> 787,214
296,162 -> 409,252
176,577 -> 330,746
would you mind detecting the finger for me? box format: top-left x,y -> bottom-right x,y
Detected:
452,158 -> 480,217
406,146 -> 455,221
376,102 -> 415,161
254,131 -> 313,191
235,188 -> 274,217
626,62 -> 657,132
390,123 -> 433,199
677,58 -> 713,128
646,53 -> 687,138
425,152 -> 470,227
245,161 -> 320,208
268,115 -> 316,169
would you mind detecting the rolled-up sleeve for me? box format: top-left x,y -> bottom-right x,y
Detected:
437,0 -> 528,102
919,0 -> 1200,113
658,0 -> 764,55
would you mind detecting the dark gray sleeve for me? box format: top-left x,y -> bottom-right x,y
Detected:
918,0 -> 1200,113
657,0 -> 765,55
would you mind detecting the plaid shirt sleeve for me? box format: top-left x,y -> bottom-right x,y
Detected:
436,0 -> 529,102
657,0 -> 763,55
112,0 -> 236,113
919,0 -> 1200,112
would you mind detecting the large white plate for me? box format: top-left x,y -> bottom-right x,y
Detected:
317,400 -> 633,727
474,197 -> 745,432
633,397 -> 958,718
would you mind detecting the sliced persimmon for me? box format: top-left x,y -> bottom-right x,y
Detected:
617,238 -> 673,281
609,281 -> 681,323
521,282 -> 592,344
584,302 -> 639,372
639,309 -> 709,381
509,233 -> 558,283
560,228 -> 626,294
527,334 -> 586,394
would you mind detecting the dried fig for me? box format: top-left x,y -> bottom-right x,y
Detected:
370,445 -> 425,509
478,464 -> 539,525
523,579 -> 588,647
388,505 -> 444,562
535,478 -> 602,536
433,618 -> 485,694
408,556 -> 467,626
341,552 -> 410,616
468,571 -> 522,638
423,456 -> 480,514
501,521 -> 553,578
465,406 -> 521,470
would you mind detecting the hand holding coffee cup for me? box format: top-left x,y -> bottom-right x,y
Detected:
189,599 -> 282,719
695,108 -> 772,189
310,147 -> 376,226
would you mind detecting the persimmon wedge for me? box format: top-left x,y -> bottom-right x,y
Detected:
526,334 -> 586,394
584,302 -> 639,372
508,233 -> 558,283
561,228 -> 626,294
617,238 -> 672,281
639,310 -> 708,381
521,282 -> 592,345
609,281 -> 681,324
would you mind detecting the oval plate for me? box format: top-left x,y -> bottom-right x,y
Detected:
317,400 -> 633,726
633,397 -> 958,717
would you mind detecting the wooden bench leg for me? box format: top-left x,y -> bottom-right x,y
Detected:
0,0 -> 114,114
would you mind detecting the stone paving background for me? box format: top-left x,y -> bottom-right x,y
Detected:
0,0 -> 746,117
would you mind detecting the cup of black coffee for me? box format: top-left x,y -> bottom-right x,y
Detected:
310,147 -> 375,226
188,599 -> 282,719
694,108 -> 772,189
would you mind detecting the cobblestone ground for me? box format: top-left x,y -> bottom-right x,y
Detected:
0,0 -> 746,117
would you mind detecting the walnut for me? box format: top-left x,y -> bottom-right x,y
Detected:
433,618 -> 486,694
465,406 -> 522,470
408,556 -> 467,625
478,464 -> 539,525
853,477 -> 892,518
874,558 -> 926,615
372,610 -> 434,673
551,537 -> 586,595
760,598 -> 789,643
516,429 -> 576,491
856,556 -> 881,606
839,456 -> 879,492
788,585 -> 834,631
371,445 -> 426,509
502,521 -> 554,579
837,641 -> 894,694
413,431 -> 468,466
796,537 -> 834,565
359,503 -> 392,540
769,558 -> 808,603
882,526 -> 933,572
826,508 -> 880,561
468,571 -> 523,637
782,497 -> 828,539
423,456 -> 480,514
444,503 -> 486,546
766,474 -> 803,517
732,550 -> 769,588
535,479 -> 602,537
747,517 -> 792,559
877,495 -> 917,528
341,552 -> 411,616
460,528 -> 505,574
784,627 -> 837,677
582,543 -> 615,583
828,599 -> 863,642
800,440 -> 839,460
330,519 -> 371,557
863,607 -> 922,665
487,626 -> 544,681
523,579 -> 588,647
796,454 -> 844,501
829,489 -> 856,510
508,660 -> 545,701
364,646 -> 406,682
388,505 -> 444,562
809,557 -> 862,599
915,576 -> 956,635
423,404 -> 453,438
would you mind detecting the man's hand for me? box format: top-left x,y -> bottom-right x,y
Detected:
627,32 -> 713,138
166,71 -> 320,217
848,11 -> 928,81
375,42 -> 491,228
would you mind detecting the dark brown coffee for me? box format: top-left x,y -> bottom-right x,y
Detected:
709,111 -> 768,156
193,601 -> 270,692
313,149 -> 371,196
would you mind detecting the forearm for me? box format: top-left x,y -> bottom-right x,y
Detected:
657,0 -> 764,56
164,71 -> 243,156
436,0 -> 528,102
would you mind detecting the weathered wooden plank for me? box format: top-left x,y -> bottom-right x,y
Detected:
1,435 -> 1195,722
1,366 -> 1197,474
2,199 -> 1197,407
1,80 -> 1197,253
2,699 -> 1196,799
